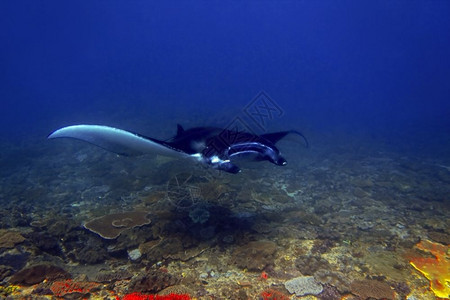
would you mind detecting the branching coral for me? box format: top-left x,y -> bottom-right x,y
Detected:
409,239 -> 449,299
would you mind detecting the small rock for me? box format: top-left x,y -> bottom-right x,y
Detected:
128,248 -> 142,261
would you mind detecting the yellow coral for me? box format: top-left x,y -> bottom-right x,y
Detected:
0,285 -> 20,297
409,240 -> 449,299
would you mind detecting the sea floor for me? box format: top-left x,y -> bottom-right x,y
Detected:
0,134 -> 449,299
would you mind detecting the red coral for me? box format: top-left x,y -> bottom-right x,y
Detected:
50,279 -> 100,297
260,271 -> 269,280
118,293 -> 191,300
260,288 -> 290,300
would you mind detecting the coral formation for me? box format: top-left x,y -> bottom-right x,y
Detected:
0,285 -> 19,298
284,276 -> 323,296
428,231 -> 450,245
26,231 -> 61,255
0,265 -> 13,281
73,239 -> 109,264
50,279 -> 100,297
260,288 -> 290,300
318,284 -> 341,300
119,293 -> 191,300
311,239 -> 335,254
232,240 -> 278,271
1,123 -> 449,298
350,279 -> 394,300
314,269 -> 351,294
158,285 -> 194,296
0,285 -> 19,299
0,251 -> 30,270
295,255 -> 331,275
409,239 -> 449,299
129,270 -> 179,293
94,270 -> 133,282
199,180 -> 228,200
83,211 -> 151,239
9,264 -> 71,285
0,229 -> 25,248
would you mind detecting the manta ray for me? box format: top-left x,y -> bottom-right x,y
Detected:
48,124 -> 308,173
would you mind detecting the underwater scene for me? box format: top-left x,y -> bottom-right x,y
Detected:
0,1 -> 449,300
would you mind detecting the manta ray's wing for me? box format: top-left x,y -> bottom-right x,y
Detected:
261,130 -> 309,148
48,125 -> 190,158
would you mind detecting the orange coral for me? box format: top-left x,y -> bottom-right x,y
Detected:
409,240 -> 449,299
50,279 -> 100,297
118,293 -> 191,300
260,288 -> 290,300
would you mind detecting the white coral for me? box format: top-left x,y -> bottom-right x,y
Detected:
284,275 -> 323,296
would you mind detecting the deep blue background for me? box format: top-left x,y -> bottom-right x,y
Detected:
1,1 -> 449,156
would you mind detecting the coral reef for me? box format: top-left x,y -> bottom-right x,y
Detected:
158,285 -> 194,296
0,251 -> 29,271
260,288 -> 290,300
295,255 -> 331,275
129,270 -> 179,293
73,239 -> 109,264
314,269 -> 351,294
94,270 -> 133,282
119,293 -> 191,300
0,265 -> 13,281
311,239 -> 335,254
284,275 -> 323,296
409,239 -> 449,299
9,264 -> 71,285
199,180 -> 228,200
428,231 -> 450,245
83,211 -> 151,239
350,279 -> 394,300
0,285 -> 19,298
0,229 -> 25,248
232,240 -> 278,271
26,231 -> 61,255
50,279 -> 100,297
1,130 -> 449,298
318,284 -> 341,300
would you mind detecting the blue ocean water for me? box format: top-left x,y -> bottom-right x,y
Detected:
1,1 -> 449,151
0,1 -> 449,299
